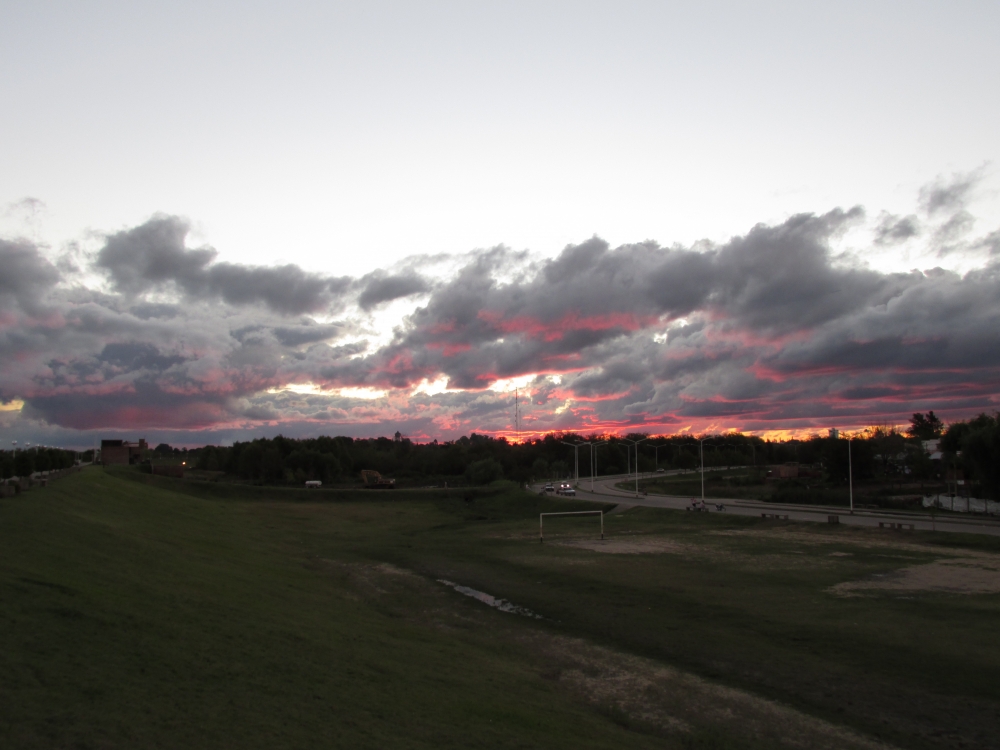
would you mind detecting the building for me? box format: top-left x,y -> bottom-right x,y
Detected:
101,439 -> 147,466
776,462 -> 799,479
828,428 -> 839,440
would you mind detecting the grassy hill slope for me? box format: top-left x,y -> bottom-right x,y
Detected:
3,468 -> 1000,749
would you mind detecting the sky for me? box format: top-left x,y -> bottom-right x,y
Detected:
1,1 -> 999,449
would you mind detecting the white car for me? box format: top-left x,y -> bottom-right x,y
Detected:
556,483 -> 576,496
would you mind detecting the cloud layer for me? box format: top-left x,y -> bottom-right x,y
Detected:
2,177 -> 998,447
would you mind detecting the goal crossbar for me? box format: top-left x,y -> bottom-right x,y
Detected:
539,510 -> 604,543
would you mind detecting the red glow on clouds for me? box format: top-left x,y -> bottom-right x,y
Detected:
704,326 -> 812,349
385,351 -> 415,375
476,310 -> 653,342
426,342 -> 472,356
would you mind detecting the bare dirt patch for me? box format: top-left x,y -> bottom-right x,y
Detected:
709,527 -> 1000,557
533,633 -> 899,750
553,537 -> 689,554
831,559 -> 1000,596
550,533 -> 844,571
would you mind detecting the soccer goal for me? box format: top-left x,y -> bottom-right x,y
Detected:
539,510 -> 604,543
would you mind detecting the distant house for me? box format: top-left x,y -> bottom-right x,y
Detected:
922,439 -> 943,461
776,463 -> 799,479
101,439 -> 147,466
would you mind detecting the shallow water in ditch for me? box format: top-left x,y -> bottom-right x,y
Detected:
437,579 -> 543,618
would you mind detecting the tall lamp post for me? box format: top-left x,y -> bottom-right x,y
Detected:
847,433 -> 854,515
560,440 -> 590,486
589,441 -> 607,492
698,436 -> 721,505
649,441 -> 668,471
621,437 -> 649,497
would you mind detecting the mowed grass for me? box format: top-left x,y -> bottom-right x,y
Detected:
3,469 -> 1000,749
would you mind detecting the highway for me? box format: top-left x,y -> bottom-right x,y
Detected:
535,470 -> 1000,537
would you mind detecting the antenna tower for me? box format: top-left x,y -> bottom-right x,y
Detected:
515,387 -> 520,443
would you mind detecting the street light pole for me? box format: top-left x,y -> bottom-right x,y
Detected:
698,436 -> 720,504
561,440 -> 591,487
848,434 -> 854,515
650,441 -> 666,470
592,440 -> 608,492
589,441 -> 605,492
621,437 -> 649,497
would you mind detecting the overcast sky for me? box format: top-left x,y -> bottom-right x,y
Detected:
2,2 -> 999,448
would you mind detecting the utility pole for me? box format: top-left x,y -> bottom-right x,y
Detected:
621,437 -> 649,497
848,434 -> 854,515
699,436 -> 720,505
561,440 -> 590,486
514,387 -> 520,443
592,440 -> 608,492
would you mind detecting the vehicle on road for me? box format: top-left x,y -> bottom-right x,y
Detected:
556,483 -> 576,496
543,483 -> 554,492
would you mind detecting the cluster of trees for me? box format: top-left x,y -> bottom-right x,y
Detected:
0,447 -> 79,480
187,431 -> 800,486
5,406 -> 983,497
181,427 -> 934,489
825,410 -> 1000,500
940,412 -> 1000,501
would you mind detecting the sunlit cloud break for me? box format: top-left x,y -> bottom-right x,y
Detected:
1,171 -> 999,448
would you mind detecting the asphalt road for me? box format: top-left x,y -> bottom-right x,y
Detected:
536,471 -> 1000,538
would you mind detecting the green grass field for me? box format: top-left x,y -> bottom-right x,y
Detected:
3,468 -> 999,749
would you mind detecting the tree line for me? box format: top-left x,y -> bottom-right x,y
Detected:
0,447 -> 80,480
176,410 -> 998,499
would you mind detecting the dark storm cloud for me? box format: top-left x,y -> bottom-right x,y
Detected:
272,323 -> 343,347
97,342 -> 187,372
710,207 -> 881,330
129,302 -> 182,320
0,239 -> 60,313
96,216 -> 350,315
3,182 -> 999,441
765,262 -> 1000,374
368,207 -> 878,390
357,271 -> 431,310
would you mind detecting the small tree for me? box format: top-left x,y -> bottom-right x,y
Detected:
907,411 -> 944,440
